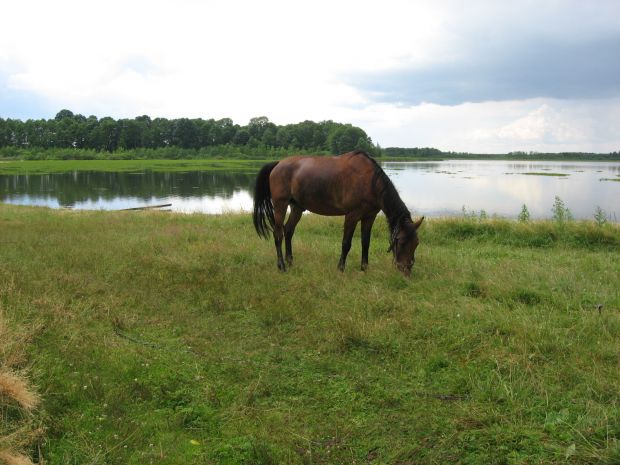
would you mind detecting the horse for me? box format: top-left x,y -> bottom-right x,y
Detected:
252,150 -> 424,277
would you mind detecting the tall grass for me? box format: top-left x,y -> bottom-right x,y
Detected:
1,204 -> 619,464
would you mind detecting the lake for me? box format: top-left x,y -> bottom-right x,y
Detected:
1,160 -> 619,220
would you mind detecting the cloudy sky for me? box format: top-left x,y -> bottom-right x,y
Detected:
1,0 -> 619,152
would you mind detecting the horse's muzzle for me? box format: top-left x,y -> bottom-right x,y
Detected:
397,263 -> 412,277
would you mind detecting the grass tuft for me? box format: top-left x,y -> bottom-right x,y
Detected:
463,281 -> 486,298
0,451 -> 36,465
509,288 -> 543,306
0,312 -> 42,464
0,372 -> 39,411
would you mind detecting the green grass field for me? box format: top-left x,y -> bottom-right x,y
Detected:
0,159 -> 268,175
1,205 -> 619,464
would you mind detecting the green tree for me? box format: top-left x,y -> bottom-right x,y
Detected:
213,118 -> 236,145
275,127 -> 291,148
261,127 -> 276,147
171,119 -> 199,149
92,117 -> 120,151
327,125 -> 372,154
247,116 -> 274,140
82,115 -> 100,149
232,128 -> 250,145
54,109 -> 75,121
0,118 -> 9,147
118,119 -> 143,149
151,118 -> 173,147
54,117 -> 78,147
197,119 -> 215,146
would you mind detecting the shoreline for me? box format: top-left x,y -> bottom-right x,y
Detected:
1,156 -> 619,175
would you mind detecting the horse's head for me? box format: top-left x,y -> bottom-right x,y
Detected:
389,216 -> 424,277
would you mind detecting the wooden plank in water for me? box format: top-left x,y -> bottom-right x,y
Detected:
120,203 -> 172,211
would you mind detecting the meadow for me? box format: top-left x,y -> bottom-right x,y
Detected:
1,204 -> 619,464
0,159 -> 266,175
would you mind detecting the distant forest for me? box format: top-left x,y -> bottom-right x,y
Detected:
0,110 -> 378,159
383,147 -> 620,161
0,110 -> 618,160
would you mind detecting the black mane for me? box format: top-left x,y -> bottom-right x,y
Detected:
351,151 -> 412,251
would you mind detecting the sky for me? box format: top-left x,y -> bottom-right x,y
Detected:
1,0 -> 619,153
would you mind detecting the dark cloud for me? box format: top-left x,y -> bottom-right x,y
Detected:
347,34 -> 620,105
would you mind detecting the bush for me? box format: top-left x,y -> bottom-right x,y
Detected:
518,204 -> 530,222
551,196 -> 573,224
593,206 -> 608,227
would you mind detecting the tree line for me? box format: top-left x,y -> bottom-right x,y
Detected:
384,147 -> 620,160
2,110 -> 617,161
0,110 -> 378,157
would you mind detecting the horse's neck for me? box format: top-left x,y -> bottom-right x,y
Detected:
379,183 -> 410,229
379,174 -> 409,213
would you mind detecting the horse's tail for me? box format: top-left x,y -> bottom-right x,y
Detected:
253,161 -> 279,239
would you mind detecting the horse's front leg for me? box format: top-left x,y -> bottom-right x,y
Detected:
360,214 -> 377,271
272,201 -> 288,271
338,213 -> 359,272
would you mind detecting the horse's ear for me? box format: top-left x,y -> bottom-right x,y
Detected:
413,216 -> 425,230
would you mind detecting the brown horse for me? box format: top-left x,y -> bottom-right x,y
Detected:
252,151 -> 424,276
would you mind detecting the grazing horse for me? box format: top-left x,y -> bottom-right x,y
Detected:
252,151 -> 424,277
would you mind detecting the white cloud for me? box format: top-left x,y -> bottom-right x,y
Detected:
497,105 -> 583,142
351,98 -> 620,153
0,0 -> 447,116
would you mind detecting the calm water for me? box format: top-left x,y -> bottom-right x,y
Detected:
1,160 -> 619,220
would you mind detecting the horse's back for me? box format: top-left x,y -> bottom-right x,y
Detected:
269,152 -> 379,215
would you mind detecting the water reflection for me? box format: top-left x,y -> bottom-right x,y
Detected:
384,160 -> 619,220
0,171 -> 255,213
1,160 -> 619,219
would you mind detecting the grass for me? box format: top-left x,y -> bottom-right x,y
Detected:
0,159 -> 268,175
1,205 -> 620,464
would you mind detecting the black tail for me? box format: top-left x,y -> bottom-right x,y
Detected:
253,161 -> 279,239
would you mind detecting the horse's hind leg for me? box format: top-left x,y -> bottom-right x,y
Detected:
272,200 -> 288,271
338,213 -> 360,272
284,205 -> 303,267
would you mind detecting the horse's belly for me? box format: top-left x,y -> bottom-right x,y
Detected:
304,204 -> 346,216
293,185 -> 353,215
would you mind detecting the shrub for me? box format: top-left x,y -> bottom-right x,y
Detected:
593,206 -> 608,227
518,204 -> 530,222
551,196 -> 573,224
